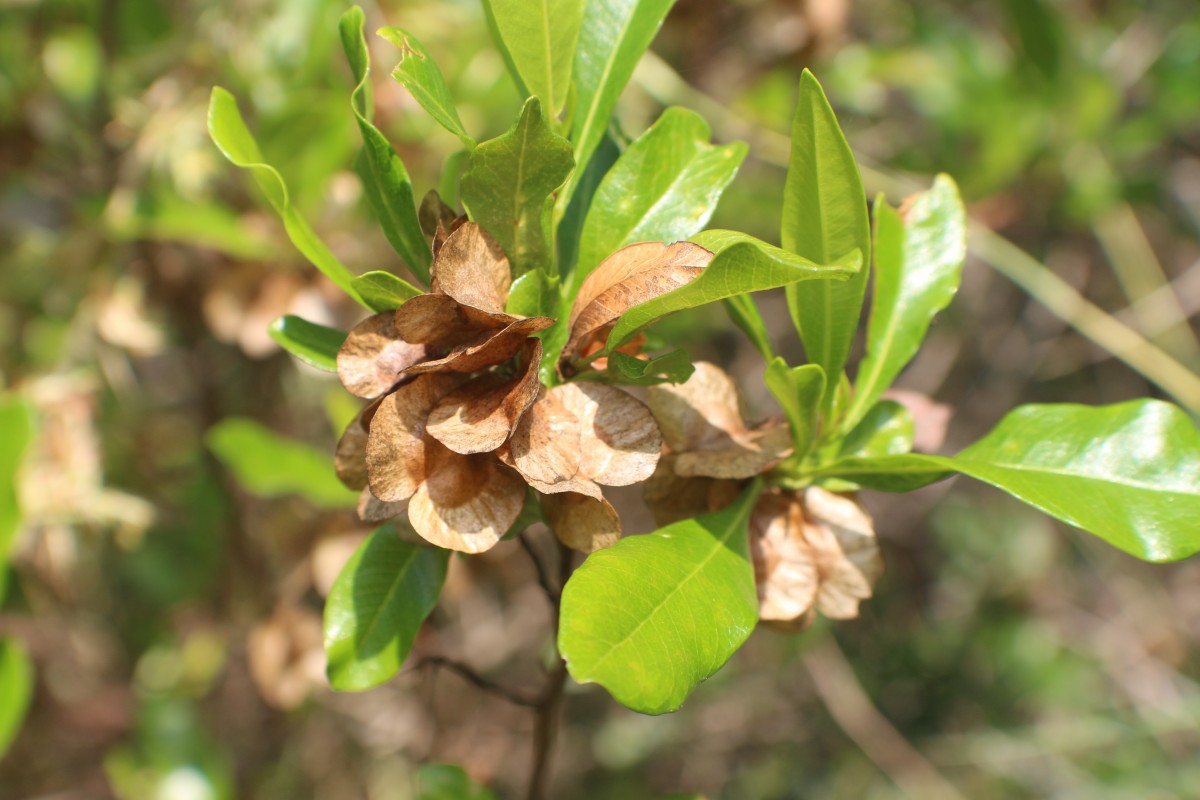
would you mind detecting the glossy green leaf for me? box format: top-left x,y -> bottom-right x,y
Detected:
781,71 -> 871,412
505,269 -> 559,318
764,360 -> 825,458
207,87 -> 368,308
575,107 -> 747,279
846,177 -> 966,430
481,0 -> 585,117
601,349 -> 694,385
817,400 -> 1200,562
562,0 -> 677,208
416,763 -> 497,800
350,271 -> 422,312
839,400 -> 914,459
0,395 -> 33,600
605,230 -> 860,351
206,418 -> 357,508
0,638 -> 34,758
723,294 -> 773,361
341,8 -> 431,283
460,97 -> 575,276
325,525 -> 449,691
268,315 -> 348,372
379,27 -> 475,149
438,150 -> 469,208
559,480 -> 761,714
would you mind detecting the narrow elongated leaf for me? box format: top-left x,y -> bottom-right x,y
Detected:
207,418 -> 358,508
575,107 -> 747,279
839,400 -> 913,458
781,71 -> 871,411
605,230 -> 860,351
724,294 -> 773,361
207,87 -> 368,308
563,0 -> 677,208
325,526 -> 449,691
460,97 -> 575,276
350,271 -> 422,312
341,8 -> 431,283
268,315 -> 348,372
817,400 -> 1200,562
846,177 -> 965,429
0,638 -> 34,758
764,360 -> 825,457
559,480 -> 761,714
481,0 -> 585,116
379,27 -> 475,149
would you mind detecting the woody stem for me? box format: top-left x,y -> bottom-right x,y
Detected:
526,538 -> 574,800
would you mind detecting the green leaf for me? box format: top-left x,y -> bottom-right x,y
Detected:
838,400 -> 914,459
350,271 -> 422,312
505,269 -> 560,318
438,150 -> 469,208
575,107 -> 747,280
325,525 -> 449,691
415,763 -> 498,800
559,480 -> 761,714
601,349 -> 694,385
460,97 -> 575,276
764,360 -> 825,458
817,400 -> 1200,562
605,230 -> 860,351
0,394 -> 33,599
846,177 -> 966,430
564,0 -> 677,209
480,0 -> 585,117
379,27 -> 475,150
207,87 -> 368,308
206,418 -> 357,508
781,71 -> 871,412
268,315 -> 348,372
0,638 -> 34,758
723,295 -> 773,361
341,8 -> 431,284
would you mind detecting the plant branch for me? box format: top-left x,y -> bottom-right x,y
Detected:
526,538 -> 575,800
804,637 -> 965,800
416,655 -> 540,708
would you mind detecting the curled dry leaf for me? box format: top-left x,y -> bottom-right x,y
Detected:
364,373 -> 526,552
419,189 -> 458,240
564,241 -> 712,362
748,487 -> 882,630
366,374 -> 461,503
805,486 -> 883,619
335,398 -> 384,490
643,454 -> 741,527
356,488 -> 408,523
337,311 -> 429,398
409,446 -> 526,554
647,362 -> 792,479
750,490 -> 819,632
431,222 -> 512,314
426,339 -> 543,454
508,382 -> 662,495
403,315 -> 552,375
541,491 -> 621,553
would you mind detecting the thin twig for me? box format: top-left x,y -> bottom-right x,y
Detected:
519,531 -> 559,606
416,656 -> 540,708
526,539 -> 575,800
804,637 -> 966,800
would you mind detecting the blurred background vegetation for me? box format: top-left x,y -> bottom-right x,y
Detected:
2,0 -> 1200,797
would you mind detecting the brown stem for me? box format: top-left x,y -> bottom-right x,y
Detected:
416,656 -> 540,708
525,538 -> 575,800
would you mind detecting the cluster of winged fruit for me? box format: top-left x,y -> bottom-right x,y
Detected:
335,215 -> 880,630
